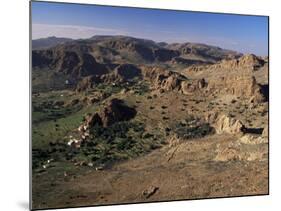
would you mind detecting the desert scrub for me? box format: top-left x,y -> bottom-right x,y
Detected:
77,121 -> 165,165
33,120 -> 165,169
172,115 -> 215,140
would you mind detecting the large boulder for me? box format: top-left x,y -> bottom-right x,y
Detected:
152,71 -> 183,91
214,114 -> 245,134
162,75 -> 181,91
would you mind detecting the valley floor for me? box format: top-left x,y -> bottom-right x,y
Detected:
32,133 -> 268,209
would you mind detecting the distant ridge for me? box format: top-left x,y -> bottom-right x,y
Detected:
32,36 -> 73,49
32,35 -> 243,78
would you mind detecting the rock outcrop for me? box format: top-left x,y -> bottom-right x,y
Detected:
76,75 -> 101,92
209,54 -> 265,71
78,98 -> 136,131
141,66 -> 186,91
181,78 -> 207,95
72,99 -> 137,147
185,54 -> 266,78
100,64 -> 142,83
208,75 -> 265,103
239,134 -> 268,145
141,66 -> 208,94
213,114 -> 245,134
81,92 -> 106,105
153,74 -> 182,91
99,98 -> 137,127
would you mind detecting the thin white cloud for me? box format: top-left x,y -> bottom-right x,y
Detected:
32,23 -> 128,39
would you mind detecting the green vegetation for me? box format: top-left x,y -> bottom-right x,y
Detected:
32,69 -> 72,93
33,120 -> 165,170
172,116 -> 215,140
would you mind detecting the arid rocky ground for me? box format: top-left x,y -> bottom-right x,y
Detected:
31,36 -> 268,209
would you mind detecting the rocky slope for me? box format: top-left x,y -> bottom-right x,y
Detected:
32,36 -> 73,50
32,35 -> 241,67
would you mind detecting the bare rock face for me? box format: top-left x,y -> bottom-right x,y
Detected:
208,75 -> 265,103
141,66 -> 186,92
76,98 -> 137,145
214,114 -> 245,134
142,65 -> 209,94
101,64 -> 142,83
181,78 -> 207,95
140,66 -> 164,80
100,98 -> 137,127
212,54 -> 265,71
237,54 -> 265,70
76,75 -> 101,92
159,75 -> 182,91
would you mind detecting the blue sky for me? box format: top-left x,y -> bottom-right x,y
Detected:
31,1 -> 268,56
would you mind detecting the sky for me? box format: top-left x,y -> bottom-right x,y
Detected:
31,1 -> 268,56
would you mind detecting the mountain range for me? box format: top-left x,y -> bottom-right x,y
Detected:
32,35 -> 242,68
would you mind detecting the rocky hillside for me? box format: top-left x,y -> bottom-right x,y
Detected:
32,36 -> 73,50
32,35 -> 242,67
32,36 -> 268,209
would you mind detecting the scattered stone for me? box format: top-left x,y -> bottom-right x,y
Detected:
74,161 -> 86,166
95,166 -> 104,171
239,134 -> 268,145
87,162 -> 94,167
67,138 -> 83,148
47,159 -> 54,164
142,186 -> 159,198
